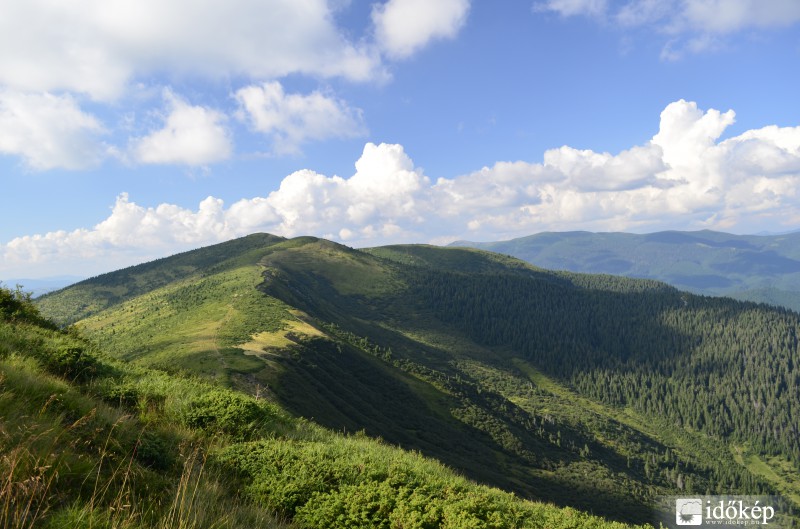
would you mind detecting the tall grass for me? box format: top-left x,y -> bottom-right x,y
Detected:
0,412 -> 288,529
0,425 -> 61,528
0,350 -> 288,529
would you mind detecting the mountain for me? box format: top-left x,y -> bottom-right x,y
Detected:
36,233 -> 800,525
1,275 -> 84,297
4,284 -> 637,529
450,230 -> 800,312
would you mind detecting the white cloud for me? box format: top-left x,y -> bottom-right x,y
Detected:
680,0 -> 800,33
0,1 -> 478,170
542,144 -> 667,191
541,0 -> 800,31
0,143 -> 431,276
534,0 -> 608,18
0,0 -> 382,101
432,99 -> 800,236
4,100 -> 800,277
241,142 -> 428,235
536,0 -> 800,58
0,90 -> 107,170
372,0 -> 470,59
131,90 -> 232,166
1,193 -> 234,277
616,0 -> 672,26
235,82 -> 366,155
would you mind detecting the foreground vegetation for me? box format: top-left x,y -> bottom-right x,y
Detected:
2,283 -> 647,528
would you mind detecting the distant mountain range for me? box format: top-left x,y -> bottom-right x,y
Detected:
451,230 -> 800,312
2,275 -> 83,297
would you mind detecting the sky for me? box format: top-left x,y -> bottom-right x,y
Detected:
2,0 -> 800,279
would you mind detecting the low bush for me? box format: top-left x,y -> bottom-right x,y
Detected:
41,345 -> 104,383
183,389 -> 278,440
216,437 -> 641,529
0,284 -> 56,329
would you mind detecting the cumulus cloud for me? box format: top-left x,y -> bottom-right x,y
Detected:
131,90 -> 232,166
0,0 -> 387,170
536,0 -> 800,58
0,0 -> 382,101
235,82 -> 366,155
0,90 -> 107,170
0,1 -> 477,170
0,143 -> 431,276
372,0 -> 470,59
4,100 -> 800,277
432,99 -> 800,236
1,193 -> 233,277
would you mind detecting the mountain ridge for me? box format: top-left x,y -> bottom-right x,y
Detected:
35,233 -> 800,524
450,229 -> 800,311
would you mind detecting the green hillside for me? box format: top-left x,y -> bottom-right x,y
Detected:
451,230 -> 800,312
35,233 -> 287,326
35,234 -> 800,525
2,284 -> 649,528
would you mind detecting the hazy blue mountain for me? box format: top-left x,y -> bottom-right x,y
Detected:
451,230 -> 800,311
2,275 -> 84,297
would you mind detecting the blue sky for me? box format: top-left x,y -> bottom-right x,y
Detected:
2,0 -> 800,279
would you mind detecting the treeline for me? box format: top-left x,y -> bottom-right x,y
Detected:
411,269 -> 800,467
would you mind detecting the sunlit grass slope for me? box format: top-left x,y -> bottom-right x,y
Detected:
78,265 -> 291,380
36,233 -> 287,326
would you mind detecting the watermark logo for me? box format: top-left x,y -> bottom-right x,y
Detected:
658,496 -> 783,528
676,498 -> 703,525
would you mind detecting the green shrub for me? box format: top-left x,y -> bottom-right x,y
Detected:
387,488 -> 445,529
295,480 -> 396,529
216,438 -> 392,515
42,345 -> 103,383
134,430 -> 176,471
97,380 -> 141,409
0,284 -> 56,329
216,434 -> 648,529
183,390 -> 276,440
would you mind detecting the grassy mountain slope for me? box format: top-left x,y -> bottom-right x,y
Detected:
37,234 -> 800,524
451,230 -> 800,311
35,233 -> 287,326
3,286 -> 647,529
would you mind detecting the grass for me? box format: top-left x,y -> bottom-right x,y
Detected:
238,310 -> 326,354
35,233 -> 286,326
263,238 -> 404,298
76,265 -> 291,381
0,322 -> 293,528
732,444 -> 800,506
511,359 -> 658,436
